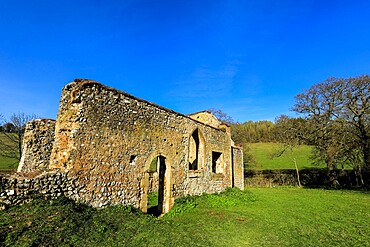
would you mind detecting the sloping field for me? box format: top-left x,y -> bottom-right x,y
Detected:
247,142 -> 325,170
0,133 -> 19,170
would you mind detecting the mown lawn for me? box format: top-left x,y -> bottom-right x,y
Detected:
247,142 -> 326,170
1,188 -> 369,246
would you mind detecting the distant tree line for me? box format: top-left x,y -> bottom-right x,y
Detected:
210,111 -> 309,144
230,120 -> 278,144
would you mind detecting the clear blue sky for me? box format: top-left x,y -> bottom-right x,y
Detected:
1,0 -> 370,122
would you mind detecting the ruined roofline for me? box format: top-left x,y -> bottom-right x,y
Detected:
188,110 -> 213,115
32,118 -> 56,122
187,110 -> 231,127
71,79 -> 226,132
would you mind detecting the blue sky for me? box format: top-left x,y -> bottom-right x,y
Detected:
1,0 -> 370,122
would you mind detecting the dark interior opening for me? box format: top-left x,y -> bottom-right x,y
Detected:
129,155 -> 136,164
212,151 -> 222,173
147,155 -> 166,217
189,129 -> 199,170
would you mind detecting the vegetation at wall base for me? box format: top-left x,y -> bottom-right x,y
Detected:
1,188 -> 369,246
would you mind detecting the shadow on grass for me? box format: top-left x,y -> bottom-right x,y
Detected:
147,205 -> 161,217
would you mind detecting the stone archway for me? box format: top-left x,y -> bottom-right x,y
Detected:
188,128 -> 206,171
140,152 -> 172,215
157,155 -> 166,213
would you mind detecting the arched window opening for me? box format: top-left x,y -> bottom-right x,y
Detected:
188,128 -> 205,171
189,129 -> 200,170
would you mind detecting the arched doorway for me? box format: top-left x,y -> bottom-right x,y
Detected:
142,154 -> 170,216
156,155 -> 166,214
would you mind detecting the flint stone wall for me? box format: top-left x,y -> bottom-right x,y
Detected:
18,119 -> 56,173
46,79 -> 243,212
0,171 -> 81,208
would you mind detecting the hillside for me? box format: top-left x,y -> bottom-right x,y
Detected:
246,143 -> 325,170
0,133 -> 19,170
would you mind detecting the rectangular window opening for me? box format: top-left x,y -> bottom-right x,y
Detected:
130,155 -> 137,165
212,151 -> 222,173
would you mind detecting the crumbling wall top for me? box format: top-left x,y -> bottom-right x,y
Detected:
188,111 -> 222,129
68,79 -> 225,132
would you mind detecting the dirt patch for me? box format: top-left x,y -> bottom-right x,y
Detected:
208,211 -> 225,219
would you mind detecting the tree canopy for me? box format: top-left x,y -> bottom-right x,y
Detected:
292,75 -> 370,185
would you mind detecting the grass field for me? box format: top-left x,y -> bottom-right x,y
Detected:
1,188 -> 369,246
0,157 -> 18,170
0,133 -> 19,170
247,142 -> 326,170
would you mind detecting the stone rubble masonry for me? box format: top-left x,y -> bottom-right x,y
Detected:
18,119 -> 56,173
188,111 -> 223,129
0,171 -> 81,209
1,79 -> 244,213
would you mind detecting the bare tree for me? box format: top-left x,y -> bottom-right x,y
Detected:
0,112 -> 38,164
292,75 -> 370,186
272,115 -> 309,187
207,108 -> 235,124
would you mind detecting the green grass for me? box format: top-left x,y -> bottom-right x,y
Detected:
147,192 -> 159,209
1,188 -> 369,246
0,133 -> 19,170
242,188 -> 370,246
247,142 -> 325,170
0,156 -> 18,170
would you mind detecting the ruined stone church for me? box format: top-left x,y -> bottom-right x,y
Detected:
14,79 -> 243,213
